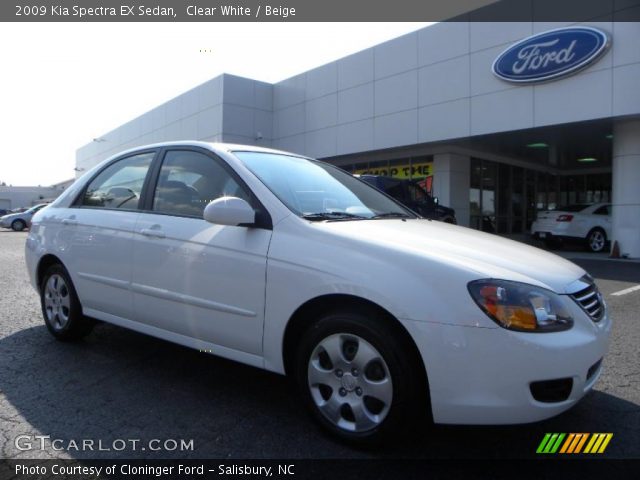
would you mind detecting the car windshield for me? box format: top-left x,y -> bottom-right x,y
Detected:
27,205 -> 43,213
234,152 -> 416,220
554,204 -> 591,212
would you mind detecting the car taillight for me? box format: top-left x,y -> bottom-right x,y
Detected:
556,214 -> 573,222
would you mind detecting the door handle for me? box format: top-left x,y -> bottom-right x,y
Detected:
62,218 -> 77,226
140,228 -> 165,238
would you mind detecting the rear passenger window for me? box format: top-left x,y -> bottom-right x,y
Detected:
152,150 -> 251,218
82,153 -> 154,209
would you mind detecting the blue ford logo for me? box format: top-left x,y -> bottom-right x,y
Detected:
492,27 -> 610,83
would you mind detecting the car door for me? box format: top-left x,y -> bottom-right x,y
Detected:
62,150 -> 156,320
131,148 -> 272,357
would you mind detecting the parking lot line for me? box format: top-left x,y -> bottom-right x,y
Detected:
610,285 -> 640,297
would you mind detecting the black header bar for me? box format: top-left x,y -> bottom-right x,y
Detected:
3,0 -> 640,22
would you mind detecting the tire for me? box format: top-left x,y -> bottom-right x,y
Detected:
11,219 -> 26,231
40,264 -> 94,341
586,228 -> 607,253
294,307 -> 427,445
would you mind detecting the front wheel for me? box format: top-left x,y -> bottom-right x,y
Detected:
295,309 -> 427,445
40,264 -> 94,341
586,228 -> 607,253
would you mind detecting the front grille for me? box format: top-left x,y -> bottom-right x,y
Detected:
571,282 -> 604,322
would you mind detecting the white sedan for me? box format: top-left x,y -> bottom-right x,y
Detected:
531,203 -> 612,253
25,143 -> 610,444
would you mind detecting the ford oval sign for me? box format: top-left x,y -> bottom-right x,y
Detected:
492,27 -> 610,83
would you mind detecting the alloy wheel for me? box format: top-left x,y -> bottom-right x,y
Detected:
589,230 -> 605,252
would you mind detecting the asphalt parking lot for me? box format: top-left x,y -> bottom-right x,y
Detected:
0,230 -> 638,460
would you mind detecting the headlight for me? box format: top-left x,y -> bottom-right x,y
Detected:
468,279 -> 573,332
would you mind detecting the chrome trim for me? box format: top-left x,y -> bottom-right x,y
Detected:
570,276 -> 605,322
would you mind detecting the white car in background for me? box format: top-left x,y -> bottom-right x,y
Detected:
25,143 -> 610,444
531,203 -> 611,253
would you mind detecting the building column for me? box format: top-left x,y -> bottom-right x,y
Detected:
432,153 -> 470,227
612,119 -> 640,258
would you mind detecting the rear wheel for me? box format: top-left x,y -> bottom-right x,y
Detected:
40,264 -> 94,341
11,219 -> 26,231
586,228 -> 607,253
294,308 -> 427,445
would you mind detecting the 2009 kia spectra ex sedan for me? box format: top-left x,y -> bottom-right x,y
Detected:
26,142 -> 611,444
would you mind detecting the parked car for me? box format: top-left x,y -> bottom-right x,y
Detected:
0,203 -> 48,231
358,175 -> 457,223
531,203 -> 611,253
26,143 -> 610,444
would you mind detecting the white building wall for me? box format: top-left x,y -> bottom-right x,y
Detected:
0,186 -> 60,210
269,21 -> 640,158
77,20 -> 640,169
76,75 -> 275,174
612,119 -> 640,258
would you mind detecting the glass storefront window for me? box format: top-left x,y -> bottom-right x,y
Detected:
366,160 -> 390,177
586,173 -> 611,203
468,159 -> 611,235
547,175 -> 558,210
469,158 -> 482,230
388,158 -> 409,179
481,162 -> 496,217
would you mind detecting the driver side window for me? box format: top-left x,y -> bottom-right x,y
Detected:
82,152 -> 154,210
152,150 -> 251,218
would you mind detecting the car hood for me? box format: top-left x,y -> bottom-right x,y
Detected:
318,219 -> 585,293
1,213 -> 21,221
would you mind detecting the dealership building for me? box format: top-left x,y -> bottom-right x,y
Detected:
76,19 -> 640,257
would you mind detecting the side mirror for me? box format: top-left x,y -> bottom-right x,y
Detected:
203,197 -> 255,226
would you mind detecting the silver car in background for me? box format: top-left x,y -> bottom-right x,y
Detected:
0,204 -> 48,231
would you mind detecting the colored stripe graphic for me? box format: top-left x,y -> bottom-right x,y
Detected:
567,433 -> 585,453
536,433 -> 565,453
559,433 -> 575,453
536,433 -> 552,453
573,433 -> 589,453
538,433 -> 613,454
584,433 -> 614,453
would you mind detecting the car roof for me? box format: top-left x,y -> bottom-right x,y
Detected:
109,141 -> 309,160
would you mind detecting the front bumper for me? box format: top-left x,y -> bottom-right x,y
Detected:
403,300 -> 611,424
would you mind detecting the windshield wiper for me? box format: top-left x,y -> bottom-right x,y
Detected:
370,212 -> 413,219
302,212 -> 367,221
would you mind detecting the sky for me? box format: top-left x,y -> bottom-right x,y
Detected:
0,22 -> 432,186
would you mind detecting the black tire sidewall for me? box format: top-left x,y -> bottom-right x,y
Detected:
294,309 -> 422,445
